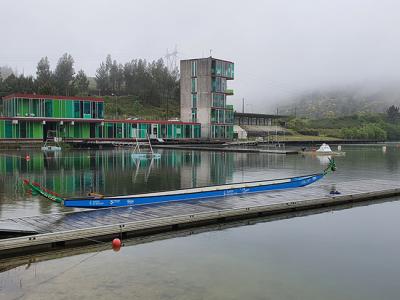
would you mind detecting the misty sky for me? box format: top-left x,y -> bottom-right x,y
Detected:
1,0 -> 400,113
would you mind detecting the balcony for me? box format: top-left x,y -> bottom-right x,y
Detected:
225,89 -> 234,95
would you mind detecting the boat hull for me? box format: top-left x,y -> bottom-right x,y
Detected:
63,173 -> 325,208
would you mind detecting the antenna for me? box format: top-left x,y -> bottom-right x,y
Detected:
165,45 -> 178,72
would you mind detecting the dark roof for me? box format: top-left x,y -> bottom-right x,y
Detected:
0,116 -> 199,125
180,57 -> 234,64
234,112 -> 288,119
3,93 -> 104,102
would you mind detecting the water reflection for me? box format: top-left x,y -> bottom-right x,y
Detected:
0,145 -> 399,219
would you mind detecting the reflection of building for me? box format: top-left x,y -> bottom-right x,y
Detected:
180,57 -> 234,139
179,151 -> 234,188
0,94 -> 201,141
0,149 -> 236,205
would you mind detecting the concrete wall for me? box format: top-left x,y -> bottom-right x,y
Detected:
180,60 -> 192,124
180,58 -> 213,138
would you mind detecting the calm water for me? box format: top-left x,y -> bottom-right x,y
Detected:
0,145 -> 400,299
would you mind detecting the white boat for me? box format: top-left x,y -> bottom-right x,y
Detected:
42,131 -> 62,151
316,143 -> 333,153
302,143 -> 345,156
41,145 -> 62,151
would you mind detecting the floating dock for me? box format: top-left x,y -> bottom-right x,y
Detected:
153,144 -> 299,154
0,179 -> 399,257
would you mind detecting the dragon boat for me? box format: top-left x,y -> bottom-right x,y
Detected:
23,159 -> 336,209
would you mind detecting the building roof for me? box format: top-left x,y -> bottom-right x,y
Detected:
3,93 -> 104,102
0,116 -> 200,125
180,56 -> 234,64
234,112 -> 288,119
104,119 -> 200,125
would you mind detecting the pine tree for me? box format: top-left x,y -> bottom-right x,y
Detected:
54,53 -> 75,96
36,57 -> 54,94
74,70 -> 89,96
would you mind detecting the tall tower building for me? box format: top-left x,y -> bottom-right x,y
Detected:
180,57 -> 234,139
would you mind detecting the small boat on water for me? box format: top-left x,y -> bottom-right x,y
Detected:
302,143 -> 345,156
24,159 -> 336,209
317,143 -> 332,153
41,131 -> 62,151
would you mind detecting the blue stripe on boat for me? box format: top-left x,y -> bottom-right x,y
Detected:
63,173 -> 324,208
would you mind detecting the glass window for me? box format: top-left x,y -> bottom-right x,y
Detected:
191,78 -> 197,93
74,101 -> 81,118
216,61 -> 221,76
20,121 -> 27,138
192,94 -> 197,108
185,125 -> 191,138
211,109 -> 216,123
107,123 -> 114,138
211,60 -> 216,75
191,61 -> 197,77
191,109 -> 197,122
83,101 -> 91,118
98,102 -> 104,119
92,102 -> 97,118
45,100 -> 53,117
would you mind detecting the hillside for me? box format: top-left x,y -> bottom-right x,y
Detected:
103,95 -> 180,120
279,82 -> 400,118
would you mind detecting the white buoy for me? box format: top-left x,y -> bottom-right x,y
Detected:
338,145 -> 342,151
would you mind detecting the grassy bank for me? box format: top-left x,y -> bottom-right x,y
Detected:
103,95 -> 179,120
286,113 -> 400,141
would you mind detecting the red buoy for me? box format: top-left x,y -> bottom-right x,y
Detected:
112,238 -> 121,251
25,155 -> 30,161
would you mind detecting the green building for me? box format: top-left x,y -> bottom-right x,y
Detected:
0,93 -> 201,141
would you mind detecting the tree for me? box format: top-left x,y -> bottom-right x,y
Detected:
0,66 -> 13,79
54,53 -> 75,95
116,63 -> 124,93
109,60 -> 119,93
387,105 -> 400,123
95,62 -> 108,95
74,69 -> 89,96
36,57 -> 54,94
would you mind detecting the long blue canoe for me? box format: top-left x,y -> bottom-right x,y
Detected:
63,173 -> 325,208
24,159 -> 336,208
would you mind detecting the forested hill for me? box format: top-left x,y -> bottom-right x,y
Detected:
279,83 -> 400,118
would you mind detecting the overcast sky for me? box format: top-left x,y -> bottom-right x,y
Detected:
1,0 -> 400,112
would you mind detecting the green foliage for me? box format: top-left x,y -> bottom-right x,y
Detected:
387,105 -> 400,123
289,109 -> 400,141
95,55 -> 179,107
297,129 -> 319,136
54,53 -> 75,96
380,123 -> 400,140
340,123 -> 387,141
103,95 -> 179,120
36,57 -> 54,94
1,74 -> 35,95
73,70 -> 89,96
95,62 -> 108,95
287,118 -> 310,130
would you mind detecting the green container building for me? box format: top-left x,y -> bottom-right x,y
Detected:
0,93 -> 201,141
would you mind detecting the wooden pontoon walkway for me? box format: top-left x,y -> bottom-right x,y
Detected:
153,144 -> 299,154
0,179 -> 399,257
